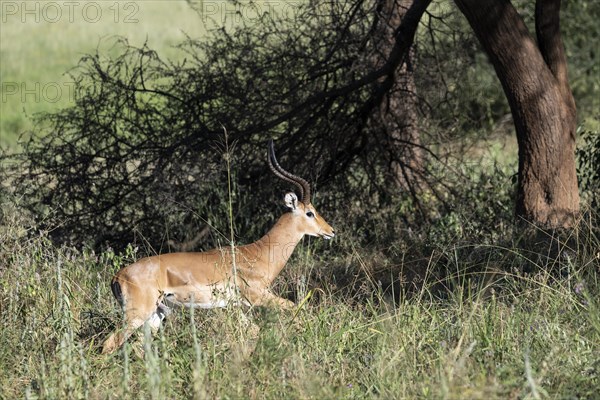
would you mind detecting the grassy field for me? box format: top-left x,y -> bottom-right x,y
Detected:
1,201 -> 599,399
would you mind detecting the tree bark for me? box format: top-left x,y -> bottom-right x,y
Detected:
454,0 -> 579,229
373,0 -> 425,192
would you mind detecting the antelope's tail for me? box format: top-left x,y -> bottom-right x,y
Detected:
110,278 -> 124,307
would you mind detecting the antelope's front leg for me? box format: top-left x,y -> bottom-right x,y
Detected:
245,288 -> 295,309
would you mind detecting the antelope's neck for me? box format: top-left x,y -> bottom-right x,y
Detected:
250,213 -> 303,285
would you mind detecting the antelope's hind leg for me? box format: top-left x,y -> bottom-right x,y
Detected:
102,289 -> 161,354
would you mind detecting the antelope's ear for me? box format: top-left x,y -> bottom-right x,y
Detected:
284,192 -> 298,210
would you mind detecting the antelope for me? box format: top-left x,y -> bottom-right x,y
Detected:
101,140 -> 335,354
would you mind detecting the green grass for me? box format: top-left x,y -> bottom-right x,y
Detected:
1,202 -> 598,399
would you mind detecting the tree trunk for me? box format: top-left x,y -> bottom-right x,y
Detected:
454,0 -> 579,229
373,0 -> 425,192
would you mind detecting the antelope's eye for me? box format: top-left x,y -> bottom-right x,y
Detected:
306,211 -> 315,218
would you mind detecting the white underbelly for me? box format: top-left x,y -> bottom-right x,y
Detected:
163,282 -> 247,309
168,298 -> 229,309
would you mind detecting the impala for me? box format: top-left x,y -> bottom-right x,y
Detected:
102,140 -> 335,354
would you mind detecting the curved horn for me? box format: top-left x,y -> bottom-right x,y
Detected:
268,139 -> 311,204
